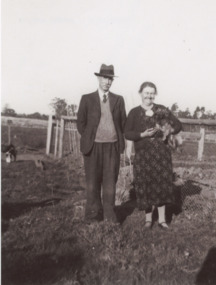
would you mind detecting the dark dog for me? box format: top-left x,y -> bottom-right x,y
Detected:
195,247 -> 216,285
1,144 -> 17,162
155,120 -> 183,151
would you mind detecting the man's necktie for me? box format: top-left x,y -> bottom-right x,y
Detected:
103,94 -> 107,103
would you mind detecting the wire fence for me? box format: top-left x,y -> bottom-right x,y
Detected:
51,118 -> 216,213
115,161 -> 216,217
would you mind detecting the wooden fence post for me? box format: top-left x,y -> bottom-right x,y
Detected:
54,120 -> 59,157
58,118 -> 65,158
198,127 -> 205,161
46,115 -> 53,155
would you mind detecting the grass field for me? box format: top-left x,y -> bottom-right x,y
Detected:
1,125 -> 47,150
1,125 -> 216,285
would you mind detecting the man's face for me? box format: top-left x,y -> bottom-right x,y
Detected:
98,76 -> 113,92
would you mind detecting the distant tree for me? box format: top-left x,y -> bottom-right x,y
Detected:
170,104 -> 216,120
204,110 -> 214,119
200,107 -> 205,113
200,107 -> 207,118
171,103 -> 179,117
2,103 -> 10,112
16,113 -> 27,118
178,108 -> 192,118
193,106 -> 209,119
50,97 -> 67,119
41,114 -> 49,120
171,103 -> 179,112
193,106 -> 201,119
207,110 -> 216,119
2,104 -> 17,117
27,112 -> 48,120
185,108 -> 192,118
28,112 -> 41,119
67,104 -> 78,116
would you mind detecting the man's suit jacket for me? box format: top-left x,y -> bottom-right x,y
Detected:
77,91 -> 127,155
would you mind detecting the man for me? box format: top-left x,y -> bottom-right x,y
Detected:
77,64 -> 126,223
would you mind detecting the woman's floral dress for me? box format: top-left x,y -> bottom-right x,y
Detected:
125,104 -> 182,211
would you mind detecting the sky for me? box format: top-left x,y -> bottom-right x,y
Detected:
2,0 -> 216,115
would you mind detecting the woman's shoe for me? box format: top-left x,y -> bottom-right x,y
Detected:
158,222 -> 169,229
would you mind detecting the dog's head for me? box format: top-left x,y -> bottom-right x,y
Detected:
2,144 -> 17,162
156,121 -> 174,141
5,151 -> 12,163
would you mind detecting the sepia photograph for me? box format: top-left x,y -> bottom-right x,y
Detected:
1,0 -> 216,284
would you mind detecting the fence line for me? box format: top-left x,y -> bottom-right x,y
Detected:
45,116 -> 216,160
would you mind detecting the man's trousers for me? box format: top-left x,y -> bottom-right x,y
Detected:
83,142 -> 120,222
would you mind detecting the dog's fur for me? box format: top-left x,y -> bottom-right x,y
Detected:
155,121 -> 183,151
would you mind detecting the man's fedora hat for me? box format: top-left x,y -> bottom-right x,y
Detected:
94,64 -> 116,78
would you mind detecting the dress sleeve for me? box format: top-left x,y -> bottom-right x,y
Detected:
124,109 -> 142,141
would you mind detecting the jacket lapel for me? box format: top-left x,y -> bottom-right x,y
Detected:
109,92 -> 118,113
92,91 -> 101,113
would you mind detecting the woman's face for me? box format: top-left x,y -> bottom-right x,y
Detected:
140,86 -> 156,106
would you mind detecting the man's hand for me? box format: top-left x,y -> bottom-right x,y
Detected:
125,140 -> 133,159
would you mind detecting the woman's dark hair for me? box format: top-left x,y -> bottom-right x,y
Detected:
138,82 -> 157,94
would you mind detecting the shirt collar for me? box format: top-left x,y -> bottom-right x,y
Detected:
98,88 -> 109,101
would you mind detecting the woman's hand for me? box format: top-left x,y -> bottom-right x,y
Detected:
140,128 -> 158,138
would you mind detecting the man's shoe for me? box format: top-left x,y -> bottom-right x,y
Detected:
144,221 -> 152,229
84,217 -> 99,224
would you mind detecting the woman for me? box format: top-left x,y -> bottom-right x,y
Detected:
125,82 -> 182,229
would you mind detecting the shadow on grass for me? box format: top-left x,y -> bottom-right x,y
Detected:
115,179 -> 202,225
2,238 -> 84,285
2,198 -> 62,233
115,187 -> 137,224
115,199 -> 137,224
166,179 -> 202,223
